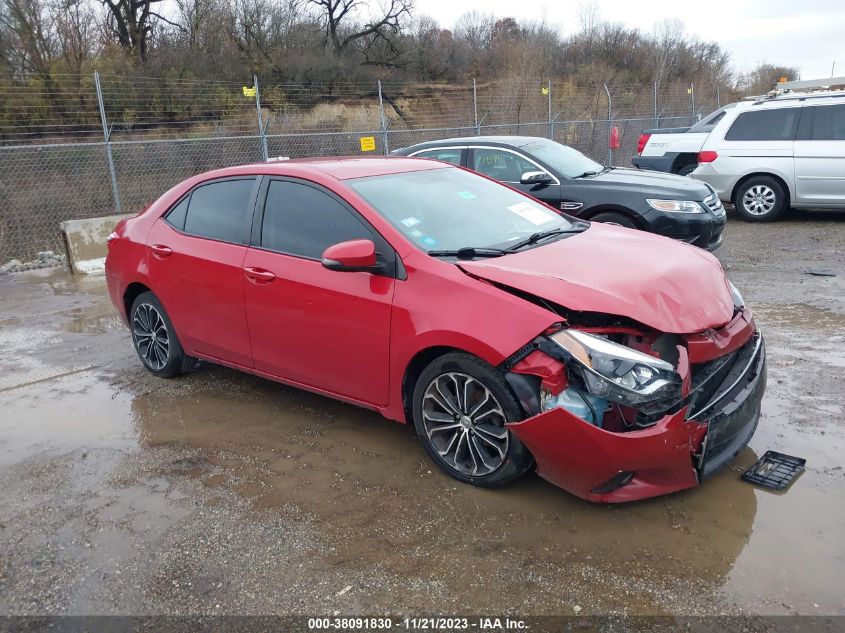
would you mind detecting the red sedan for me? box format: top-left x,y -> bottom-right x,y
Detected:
105,157 -> 766,502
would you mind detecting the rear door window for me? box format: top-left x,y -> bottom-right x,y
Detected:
164,196 -> 189,231
182,178 -> 256,244
724,108 -> 801,141
796,104 -> 845,140
413,148 -> 464,165
260,180 -> 375,259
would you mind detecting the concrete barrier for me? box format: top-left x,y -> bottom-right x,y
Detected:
60,214 -> 134,274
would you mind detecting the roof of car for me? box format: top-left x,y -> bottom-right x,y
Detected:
397,136 -> 547,151
198,156 -> 448,182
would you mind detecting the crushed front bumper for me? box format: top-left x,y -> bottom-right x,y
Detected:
507,331 -> 766,503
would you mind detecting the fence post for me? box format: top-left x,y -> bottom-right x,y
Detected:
653,81 -> 659,129
377,80 -> 389,154
94,71 -> 122,215
254,74 -> 268,161
603,83 -> 612,166
690,82 -> 696,120
547,80 -> 553,140
473,78 -> 480,135
716,84 -> 721,109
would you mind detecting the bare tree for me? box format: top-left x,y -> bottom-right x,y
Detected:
53,0 -> 95,72
1,0 -> 55,73
101,0 -> 185,61
306,0 -> 411,58
576,0 -> 600,43
455,10 -> 492,77
739,63 -> 799,94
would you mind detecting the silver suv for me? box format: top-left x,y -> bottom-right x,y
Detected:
693,89 -> 845,221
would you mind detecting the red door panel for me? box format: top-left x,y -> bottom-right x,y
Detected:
147,219 -> 253,367
242,248 -> 393,406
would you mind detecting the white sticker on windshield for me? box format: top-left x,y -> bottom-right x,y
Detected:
506,202 -> 556,226
401,216 -> 421,227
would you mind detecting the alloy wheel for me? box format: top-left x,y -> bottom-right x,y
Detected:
421,372 -> 509,477
742,185 -> 777,215
133,303 -> 170,370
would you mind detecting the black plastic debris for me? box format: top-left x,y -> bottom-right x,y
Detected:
804,269 -> 836,277
741,450 -> 806,491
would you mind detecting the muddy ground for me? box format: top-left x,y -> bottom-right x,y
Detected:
0,210 -> 844,618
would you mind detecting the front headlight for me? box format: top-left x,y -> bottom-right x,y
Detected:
728,281 -> 745,309
548,329 -> 681,407
646,199 -> 705,213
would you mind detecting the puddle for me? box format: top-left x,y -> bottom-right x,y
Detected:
2,271 -> 845,615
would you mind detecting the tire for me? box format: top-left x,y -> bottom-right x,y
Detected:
733,176 -> 788,222
129,291 -> 193,378
590,211 -> 638,229
676,164 -> 697,177
412,352 -> 534,488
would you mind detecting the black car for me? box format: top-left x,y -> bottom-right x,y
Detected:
392,136 -> 726,251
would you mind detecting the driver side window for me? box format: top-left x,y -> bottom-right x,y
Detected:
471,148 -> 539,183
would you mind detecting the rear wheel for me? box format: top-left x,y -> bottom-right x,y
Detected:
676,164 -> 697,176
590,211 -> 638,229
734,176 -> 788,222
412,353 -> 533,488
130,291 -> 193,378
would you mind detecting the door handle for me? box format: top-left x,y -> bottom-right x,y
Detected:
151,244 -> 173,258
244,267 -> 276,284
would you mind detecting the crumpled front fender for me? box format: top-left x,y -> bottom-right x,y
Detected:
507,407 -> 701,503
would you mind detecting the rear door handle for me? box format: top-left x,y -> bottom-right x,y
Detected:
151,244 -> 173,258
244,267 -> 276,284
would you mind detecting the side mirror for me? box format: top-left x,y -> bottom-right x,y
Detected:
520,171 -> 553,185
321,239 -> 377,272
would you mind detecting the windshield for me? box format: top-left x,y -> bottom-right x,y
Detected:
518,140 -> 604,178
346,167 -> 574,253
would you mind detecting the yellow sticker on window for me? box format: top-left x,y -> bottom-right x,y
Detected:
360,136 -> 376,152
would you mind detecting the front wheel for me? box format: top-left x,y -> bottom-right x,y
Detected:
734,176 -> 788,222
412,353 -> 533,488
590,211 -> 638,229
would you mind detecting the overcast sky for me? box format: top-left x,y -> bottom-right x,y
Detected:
412,0 -> 845,80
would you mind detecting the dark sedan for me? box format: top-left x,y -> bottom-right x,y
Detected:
392,136 -> 726,251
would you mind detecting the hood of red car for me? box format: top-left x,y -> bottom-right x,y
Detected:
458,223 -> 734,334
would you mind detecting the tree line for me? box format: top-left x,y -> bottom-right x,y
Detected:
1,0 -> 797,90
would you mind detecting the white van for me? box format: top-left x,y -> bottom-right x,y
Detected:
634,79 -> 845,221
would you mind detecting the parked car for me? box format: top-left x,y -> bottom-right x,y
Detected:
632,103 -> 739,175
392,136 -> 726,251
634,81 -> 845,221
105,157 -> 765,503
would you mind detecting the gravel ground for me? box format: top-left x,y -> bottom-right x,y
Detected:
0,210 -> 843,618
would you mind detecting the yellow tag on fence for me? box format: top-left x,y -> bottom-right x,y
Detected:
360,136 -> 376,152
541,86 -> 549,95
242,86 -> 256,97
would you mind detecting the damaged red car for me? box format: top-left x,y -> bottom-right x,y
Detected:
105,157 -> 766,503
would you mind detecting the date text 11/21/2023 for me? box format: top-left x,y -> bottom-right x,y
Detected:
307,617 -> 528,630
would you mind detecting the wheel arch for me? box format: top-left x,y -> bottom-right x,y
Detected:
581,205 -> 644,228
731,172 -> 792,206
123,281 -> 152,322
401,345 -> 467,424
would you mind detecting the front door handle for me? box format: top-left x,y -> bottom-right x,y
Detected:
244,267 -> 276,284
151,244 -> 173,258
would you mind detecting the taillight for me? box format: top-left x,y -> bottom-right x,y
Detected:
636,133 -> 651,154
698,150 -> 718,163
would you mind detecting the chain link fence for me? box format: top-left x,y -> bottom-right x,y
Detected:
0,73 -> 733,265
